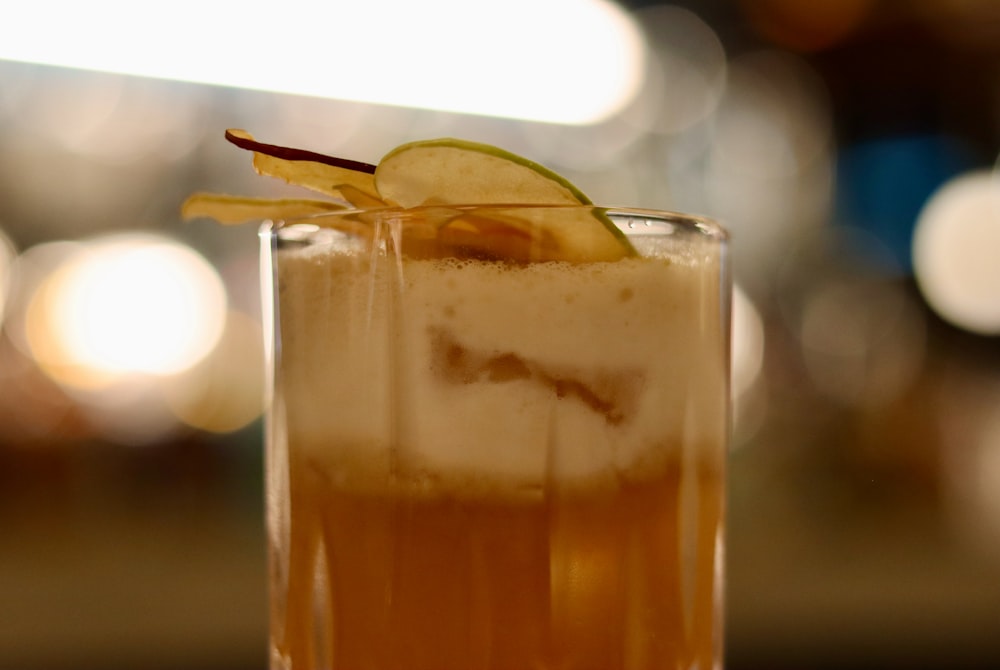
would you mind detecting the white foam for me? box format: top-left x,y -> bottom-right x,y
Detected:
275,243 -> 727,490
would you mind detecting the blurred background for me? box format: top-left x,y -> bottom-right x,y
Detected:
1,0 -> 999,668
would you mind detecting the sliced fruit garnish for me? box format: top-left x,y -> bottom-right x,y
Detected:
448,207 -> 633,263
181,193 -> 347,225
183,130 -> 635,262
374,138 -> 591,207
225,129 -> 381,206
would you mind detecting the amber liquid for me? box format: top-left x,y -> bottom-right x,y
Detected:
272,451 -> 722,670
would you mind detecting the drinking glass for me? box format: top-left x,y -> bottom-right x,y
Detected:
261,205 -> 730,670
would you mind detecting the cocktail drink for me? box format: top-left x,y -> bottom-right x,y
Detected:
184,132 -> 729,670
262,205 -> 728,670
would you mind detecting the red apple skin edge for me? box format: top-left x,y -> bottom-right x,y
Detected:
224,129 -> 377,174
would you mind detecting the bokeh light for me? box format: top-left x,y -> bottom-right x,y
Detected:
16,71 -> 205,164
912,170 -> 1000,334
774,223 -> 927,409
3,239 -> 82,359
836,134 -> 973,273
711,50 -> 832,180
0,227 -> 15,325
939,367 -> 1000,557
739,0 -> 874,52
23,233 -> 227,389
163,309 -> 265,434
798,277 -> 926,408
973,409 -> 1000,551
731,284 -> 768,448
732,284 -> 765,400
917,0 -> 1000,51
0,66 -> 207,246
632,4 -> 727,135
703,50 -> 834,275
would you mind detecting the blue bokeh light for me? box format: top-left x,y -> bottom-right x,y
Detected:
835,134 -> 973,273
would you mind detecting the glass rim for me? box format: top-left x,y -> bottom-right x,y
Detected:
264,204 -> 728,243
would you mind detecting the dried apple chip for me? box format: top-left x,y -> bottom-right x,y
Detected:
226,129 -> 383,206
183,131 -> 636,262
181,193 -> 347,225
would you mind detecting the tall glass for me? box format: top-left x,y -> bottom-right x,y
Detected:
261,205 -> 730,670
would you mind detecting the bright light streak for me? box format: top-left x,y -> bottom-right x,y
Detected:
25,234 -> 226,388
913,170 -> 1000,335
0,0 -> 646,125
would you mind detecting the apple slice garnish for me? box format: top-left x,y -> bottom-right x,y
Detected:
225,129 -> 382,206
374,138 -> 591,207
183,130 -> 634,261
181,193 -> 348,225
374,139 -> 633,261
